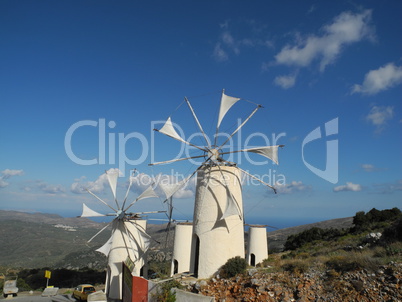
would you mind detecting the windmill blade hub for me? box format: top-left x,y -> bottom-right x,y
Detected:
116,210 -> 125,220
206,148 -> 221,163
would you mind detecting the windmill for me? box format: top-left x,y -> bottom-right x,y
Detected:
150,90 -> 284,278
245,224 -> 273,267
78,169 -> 163,300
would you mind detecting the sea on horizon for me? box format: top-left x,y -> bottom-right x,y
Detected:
54,209 -> 335,231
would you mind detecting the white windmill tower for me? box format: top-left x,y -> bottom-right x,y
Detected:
151,90 -> 284,279
78,169 -> 163,301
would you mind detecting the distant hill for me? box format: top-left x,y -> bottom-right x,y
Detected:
0,210 -> 170,269
267,216 -> 354,251
0,210 -> 354,269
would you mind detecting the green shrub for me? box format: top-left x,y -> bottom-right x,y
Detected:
220,256 -> 248,278
382,217 -> 402,242
284,208 -> 401,251
148,260 -> 171,279
352,208 -> 401,233
153,279 -> 182,302
284,227 -> 346,251
16,278 -> 31,291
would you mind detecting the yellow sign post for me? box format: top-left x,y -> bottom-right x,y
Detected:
45,270 -> 51,287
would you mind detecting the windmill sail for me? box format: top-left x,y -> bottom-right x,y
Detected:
80,203 -> 106,217
217,92 -> 241,128
215,165 -> 242,220
159,176 -> 190,201
157,117 -> 187,144
215,91 -> 241,146
125,185 -> 158,211
96,232 -> 114,256
136,185 -> 159,201
106,170 -> 119,201
241,145 -> 283,165
222,145 -> 284,165
156,117 -> 207,151
220,189 -> 242,220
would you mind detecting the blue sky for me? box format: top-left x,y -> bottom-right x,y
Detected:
1,0 -> 401,227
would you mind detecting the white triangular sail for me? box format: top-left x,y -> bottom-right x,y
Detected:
106,170 -> 119,201
220,189 -> 242,220
157,117 -> 206,151
159,176 -> 190,200
136,185 -> 158,202
125,185 -> 158,211
241,145 -> 283,165
96,232 -> 114,256
217,92 -> 241,128
158,117 -> 188,145
81,203 -> 106,217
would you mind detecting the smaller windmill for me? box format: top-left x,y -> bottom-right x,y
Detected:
245,224 -> 277,267
78,170 -> 164,301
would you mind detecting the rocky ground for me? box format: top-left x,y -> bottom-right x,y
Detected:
188,262 -> 402,302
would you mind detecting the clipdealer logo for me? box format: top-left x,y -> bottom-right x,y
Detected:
64,117 -> 338,184
302,118 -> 339,184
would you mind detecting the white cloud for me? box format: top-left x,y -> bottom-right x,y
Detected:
0,169 -> 24,188
37,182 -> 65,194
213,43 -> 229,62
360,163 -> 385,173
1,169 -> 24,178
213,21 -> 273,62
221,31 -> 240,55
366,106 -> 394,133
352,63 -> 402,95
0,179 -> 8,188
20,180 -> 65,194
361,164 -> 375,172
275,180 -> 311,194
333,182 -> 362,192
274,10 -> 373,72
213,28 -> 242,61
274,73 -> 297,89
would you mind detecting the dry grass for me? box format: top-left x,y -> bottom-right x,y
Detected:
266,237 -> 401,276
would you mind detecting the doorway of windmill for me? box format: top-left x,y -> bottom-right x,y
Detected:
194,235 -> 200,278
173,259 -> 178,275
250,254 -> 256,266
